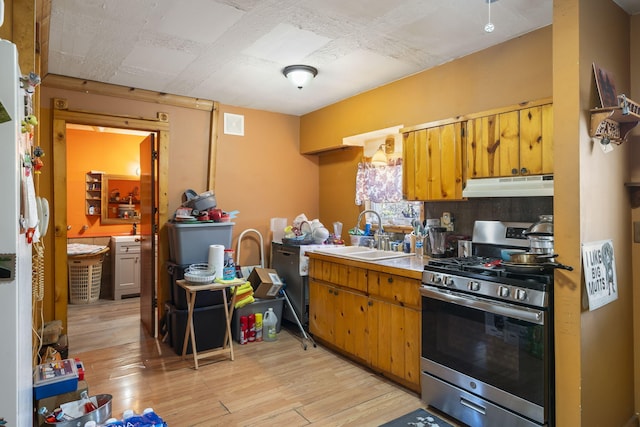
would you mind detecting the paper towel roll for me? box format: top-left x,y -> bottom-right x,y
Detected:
208,244 -> 225,279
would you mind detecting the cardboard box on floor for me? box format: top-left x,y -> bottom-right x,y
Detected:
248,268 -> 283,299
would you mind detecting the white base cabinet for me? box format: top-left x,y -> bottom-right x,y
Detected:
111,237 -> 141,299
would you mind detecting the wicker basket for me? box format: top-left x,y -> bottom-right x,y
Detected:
68,250 -> 108,304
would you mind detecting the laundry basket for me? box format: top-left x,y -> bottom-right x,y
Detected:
67,246 -> 109,304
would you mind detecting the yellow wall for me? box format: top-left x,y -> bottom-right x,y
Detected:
553,0 -> 635,425
630,12 -> 640,418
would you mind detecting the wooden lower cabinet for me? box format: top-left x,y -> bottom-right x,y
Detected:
309,279 -> 369,362
308,257 -> 421,392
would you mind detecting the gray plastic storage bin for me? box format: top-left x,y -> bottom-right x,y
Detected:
167,222 -> 234,264
232,297 -> 284,343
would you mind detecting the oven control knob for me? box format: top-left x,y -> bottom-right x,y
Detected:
498,286 -> 510,298
443,276 -> 454,286
431,274 -> 442,284
467,281 -> 480,291
515,289 -> 527,301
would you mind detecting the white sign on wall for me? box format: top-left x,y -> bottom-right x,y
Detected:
582,239 -> 618,311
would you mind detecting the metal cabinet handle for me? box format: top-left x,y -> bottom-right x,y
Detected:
520,167 -> 528,175
460,397 -> 486,415
387,277 -> 393,284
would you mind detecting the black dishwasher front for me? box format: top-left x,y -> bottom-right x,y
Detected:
271,242 -> 308,326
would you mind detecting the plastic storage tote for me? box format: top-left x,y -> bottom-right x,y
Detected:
166,222 -> 234,264
165,302 -> 227,355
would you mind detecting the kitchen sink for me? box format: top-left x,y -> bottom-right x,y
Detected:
311,246 -> 413,261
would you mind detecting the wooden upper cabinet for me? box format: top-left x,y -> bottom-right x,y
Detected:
402,122 -> 464,201
466,102 -> 553,179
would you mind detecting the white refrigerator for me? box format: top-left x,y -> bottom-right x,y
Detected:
0,39 -> 34,426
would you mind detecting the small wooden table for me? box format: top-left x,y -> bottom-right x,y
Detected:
176,279 -> 245,369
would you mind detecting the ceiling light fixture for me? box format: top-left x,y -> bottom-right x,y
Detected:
283,65 -> 318,89
484,0 -> 496,33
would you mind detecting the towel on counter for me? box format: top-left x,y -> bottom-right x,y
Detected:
298,244 -> 343,276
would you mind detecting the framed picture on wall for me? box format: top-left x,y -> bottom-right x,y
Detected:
593,63 -> 619,108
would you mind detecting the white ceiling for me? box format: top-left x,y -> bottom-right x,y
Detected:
48,0 -> 639,116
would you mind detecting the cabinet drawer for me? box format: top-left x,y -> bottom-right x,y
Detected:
368,272 -> 421,307
114,242 -> 141,254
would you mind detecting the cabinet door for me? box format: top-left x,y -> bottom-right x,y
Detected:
368,298 -> 421,389
467,114 -> 499,178
114,253 -> 139,299
403,124 -> 463,201
467,104 -> 553,178
309,279 -> 335,344
498,111 -> 520,176
335,287 -> 368,362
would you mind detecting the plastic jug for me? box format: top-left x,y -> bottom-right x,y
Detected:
263,308 -> 278,341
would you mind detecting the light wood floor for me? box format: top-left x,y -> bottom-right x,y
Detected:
67,298 -> 426,426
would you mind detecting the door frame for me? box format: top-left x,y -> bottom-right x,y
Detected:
52,98 -> 170,334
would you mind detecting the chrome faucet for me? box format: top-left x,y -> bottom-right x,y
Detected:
356,209 -> 384,249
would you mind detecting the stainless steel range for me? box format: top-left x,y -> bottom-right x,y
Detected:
420,221 -> 554,427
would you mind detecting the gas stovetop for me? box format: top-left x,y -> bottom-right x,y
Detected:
421,220 -> 552,308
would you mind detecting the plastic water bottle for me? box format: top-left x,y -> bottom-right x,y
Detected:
263,308 -> 278,341
122,409 -> 145,427
104,418 -> 125,427
142,407 -> 167,427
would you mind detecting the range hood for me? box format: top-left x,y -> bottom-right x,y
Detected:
462,175 -> 554,198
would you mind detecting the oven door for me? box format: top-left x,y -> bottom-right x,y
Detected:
420,285 -> 551,425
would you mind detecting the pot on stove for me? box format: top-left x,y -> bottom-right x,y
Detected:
525,215 -> 554,254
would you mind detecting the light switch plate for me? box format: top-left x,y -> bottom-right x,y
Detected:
634,221 -> 640,243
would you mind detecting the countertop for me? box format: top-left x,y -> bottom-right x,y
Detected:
306,249 -> 427,280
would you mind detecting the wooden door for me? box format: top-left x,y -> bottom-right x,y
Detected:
140,133 -> 157,337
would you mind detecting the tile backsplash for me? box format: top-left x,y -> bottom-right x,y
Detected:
424,197 -> 554,237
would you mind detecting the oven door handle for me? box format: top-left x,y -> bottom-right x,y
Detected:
420,286 -> 544,325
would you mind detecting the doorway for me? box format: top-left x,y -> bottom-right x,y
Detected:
52,102 -> 170,340
65,125 -> 151,348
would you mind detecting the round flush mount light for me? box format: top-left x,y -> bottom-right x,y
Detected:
282,65 -> 318,89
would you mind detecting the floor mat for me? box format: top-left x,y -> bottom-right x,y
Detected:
380,408 -> 454,427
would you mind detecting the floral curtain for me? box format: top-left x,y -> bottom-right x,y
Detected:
355,161 -> 403,205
